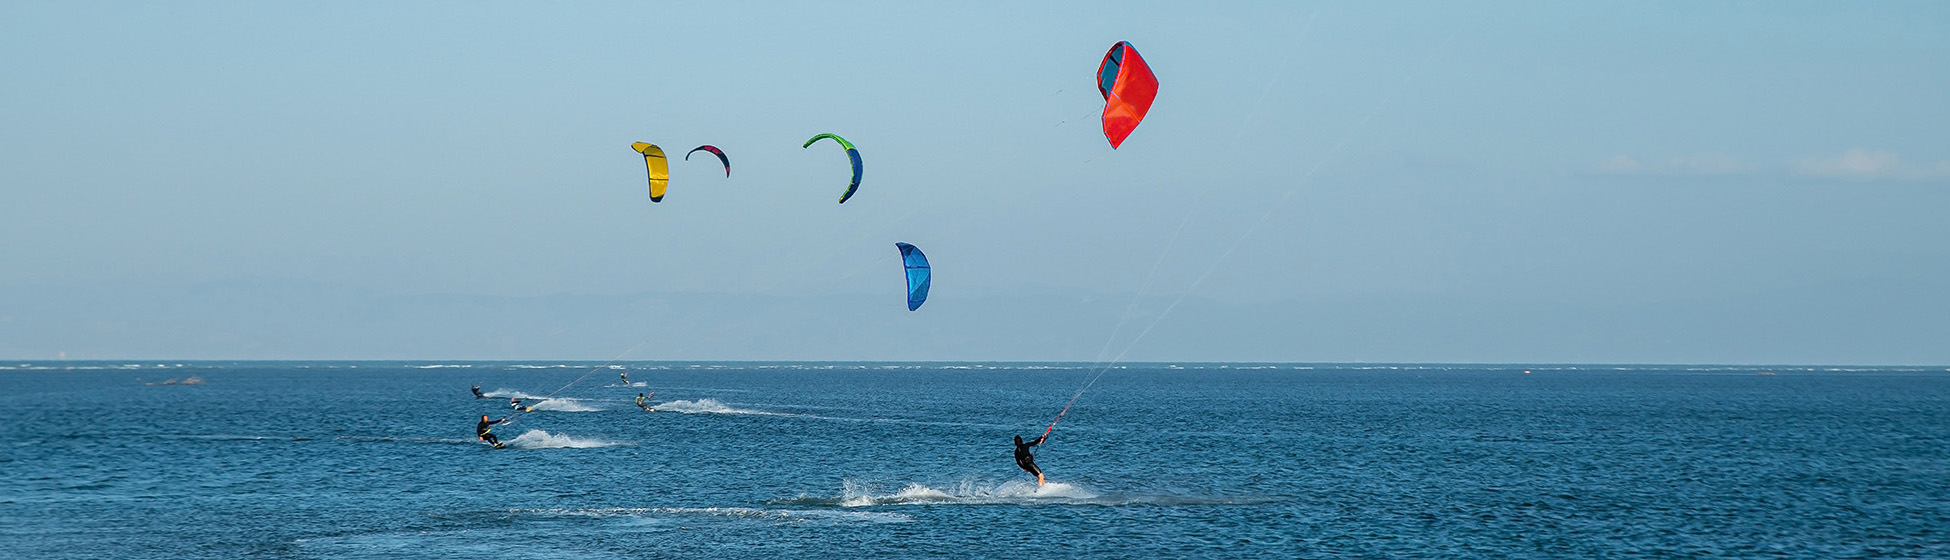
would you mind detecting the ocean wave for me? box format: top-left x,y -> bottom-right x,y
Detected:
333,435 -> 481,446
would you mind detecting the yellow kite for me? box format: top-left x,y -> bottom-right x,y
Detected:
630,142 -> 670,202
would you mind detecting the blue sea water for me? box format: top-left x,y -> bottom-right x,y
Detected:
3,362 -> 1947,559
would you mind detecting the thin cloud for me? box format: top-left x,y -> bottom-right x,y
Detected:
1595,154 -> 1648,174
1793,148 -> 1949,181
1667,153 -> 1755,175
1593,153 -> 1754,176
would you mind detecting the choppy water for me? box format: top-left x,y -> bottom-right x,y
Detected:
4,362 -> 1947,558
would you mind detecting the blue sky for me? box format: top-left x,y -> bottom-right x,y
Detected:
3,2 -> 1947,363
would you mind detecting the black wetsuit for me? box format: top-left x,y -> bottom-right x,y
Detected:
471,386 -> 486,398
1014,435 -> 1047,478
477,418 -> 505,446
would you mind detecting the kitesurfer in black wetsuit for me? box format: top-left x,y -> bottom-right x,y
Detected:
509,397 -> 528,412
478,414 -> 506,448
471,385 -> 486,398
1014,435 -> 1048,486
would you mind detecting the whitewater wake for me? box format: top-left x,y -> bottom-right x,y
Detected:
775,479 -> 1267,508
654,398 -> 782,416
504,430 -> 620,449
481,389 -> 542,399
830,479 -> 1096,506
518,398 -> 601,412
506,506 -> 910,525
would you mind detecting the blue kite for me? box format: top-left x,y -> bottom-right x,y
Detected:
895,242 -> 930,311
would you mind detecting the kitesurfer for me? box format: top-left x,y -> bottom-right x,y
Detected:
1014,434 -> 1048,486
620,371 -> 630,386
509,397 -> 525,411
477,414 -> 507,448
635,393 -> 653,412
471,385 -> 486,398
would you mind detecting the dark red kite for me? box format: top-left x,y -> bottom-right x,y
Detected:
685,145 -> 730,177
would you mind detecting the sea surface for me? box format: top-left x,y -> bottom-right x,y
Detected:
3,362 -> 1947,559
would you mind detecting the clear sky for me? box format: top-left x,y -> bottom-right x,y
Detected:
3,2 -> 1947,364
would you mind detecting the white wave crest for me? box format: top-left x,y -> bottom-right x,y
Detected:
654,398 -> 780,415
504,429 -> 619,449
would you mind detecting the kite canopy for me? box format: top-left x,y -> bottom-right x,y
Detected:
1096,41 -> 1158,149
685,145 -> 730,177
802,133 -> 863,204
630,142 -> 670,202
895,242 -> 930,311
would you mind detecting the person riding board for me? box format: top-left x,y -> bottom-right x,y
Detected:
471,385 -> 486,398
1014,434 -> 1048,486
634,392 -> 657,412
509,397 -> 528,412
477,414 -> 507,448
619,371 -> 630,386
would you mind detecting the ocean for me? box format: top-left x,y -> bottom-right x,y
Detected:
4,362 -> 1947,558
